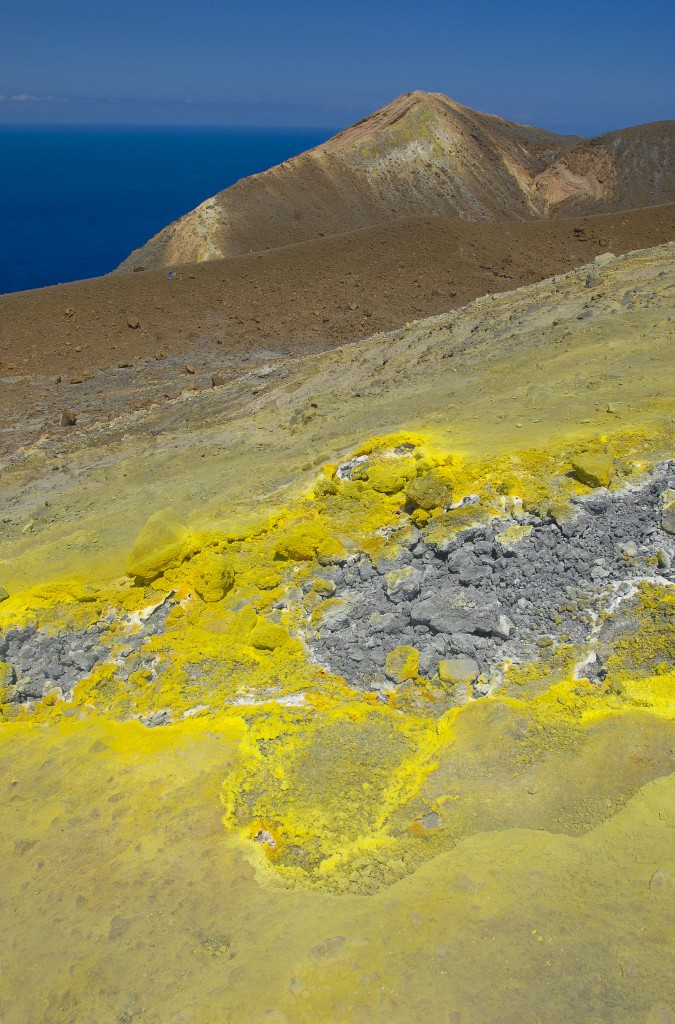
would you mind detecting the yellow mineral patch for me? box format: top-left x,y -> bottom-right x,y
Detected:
178,548 -> 236,602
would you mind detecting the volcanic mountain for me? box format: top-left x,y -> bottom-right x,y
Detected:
117,90 -> 675,271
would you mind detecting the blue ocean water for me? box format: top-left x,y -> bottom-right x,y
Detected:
0,125 -> 332,295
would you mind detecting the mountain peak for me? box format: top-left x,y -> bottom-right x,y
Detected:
116,94 -> 675,272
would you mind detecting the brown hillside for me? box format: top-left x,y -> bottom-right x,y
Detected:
116,91 -> 583,271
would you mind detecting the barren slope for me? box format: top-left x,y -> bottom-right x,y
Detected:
2,202 -> 674,453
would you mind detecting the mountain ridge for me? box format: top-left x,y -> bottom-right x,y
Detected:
117,90 -> 674,271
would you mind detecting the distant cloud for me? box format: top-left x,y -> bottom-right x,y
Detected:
0,94 -> 68,102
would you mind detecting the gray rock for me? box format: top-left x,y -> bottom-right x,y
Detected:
447,634 -> 477,656
410,594 -> 500,636
386,569 -> 422,602
438,657 -> 480,685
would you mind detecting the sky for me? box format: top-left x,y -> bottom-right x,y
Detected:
0,0 -> 673,136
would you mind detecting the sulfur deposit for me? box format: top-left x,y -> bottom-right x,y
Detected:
0,243 -> 673,1023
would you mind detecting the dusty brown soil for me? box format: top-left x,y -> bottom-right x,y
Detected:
0,203 -> 673,456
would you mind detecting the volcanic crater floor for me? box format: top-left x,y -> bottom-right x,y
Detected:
0,243 -> 673,1024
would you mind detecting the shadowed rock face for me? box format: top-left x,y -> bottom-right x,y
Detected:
116,91 -> 675,272
534,120 -> 675,214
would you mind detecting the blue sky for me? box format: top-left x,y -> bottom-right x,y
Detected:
0,0 -> 673,135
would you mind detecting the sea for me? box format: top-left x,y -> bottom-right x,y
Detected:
0,125 -> 332,295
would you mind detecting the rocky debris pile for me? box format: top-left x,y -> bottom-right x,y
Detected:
0,593 -> 177,709
302,463 -> 675,696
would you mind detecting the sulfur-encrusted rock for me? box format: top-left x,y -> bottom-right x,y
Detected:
406,472 -> 452,510
0,659 -> 16,700
385,645 -> 419,683
313,578 -> 336,596
438,658 -> 479,685
570,453 -> 614,489
422,506 -> 490,553
276,521 -> 330,561
127,508 -> 193,582
189,550 -> 235,602
385,566 -> 422,601
312,598 -> 351,632
0,586 -> 8,603
249,619 -> 288,651
366,465 -> 407,495
494,524 -> 532,554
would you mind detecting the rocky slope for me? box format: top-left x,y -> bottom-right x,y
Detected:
1,245 -> 673,1023
116,91 -> 675,271
5,202 -> 674,458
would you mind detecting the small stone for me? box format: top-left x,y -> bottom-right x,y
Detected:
211,373 -> 227,387
493,614 -> 513,640
253,828 -> 276,849
69,376 -> 84,385
580,488 -> 611,513
438,658 -> 479,685
13,839 -> 38,857
108,915 -> 131,940
648,869 -> 672,894
127,317 -> 140,329
60,409 -> 77,426
313,578 -> 336,596
0,586 -> 9,602
308,936 -> 346,961
185,364 -> 196,374
118,360 -> 132,368
385,645 -> 419,683
0,661 -> 16,692
416,811 -> 441,830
